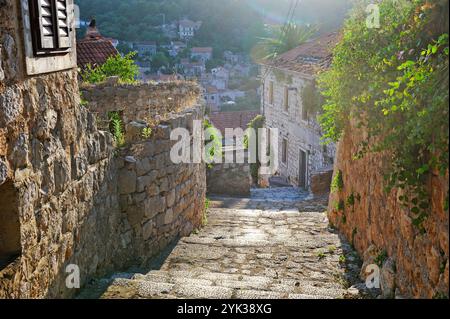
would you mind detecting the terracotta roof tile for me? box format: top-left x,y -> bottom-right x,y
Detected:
77,38 -> 119,69
208,111 -> 259,135
263,32 -> 340,76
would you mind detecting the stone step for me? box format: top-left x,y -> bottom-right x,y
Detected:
100,276 -> 341,299
130,269 -> 344,297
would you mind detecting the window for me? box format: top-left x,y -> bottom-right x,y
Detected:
301,104 -> 308,121
268,81 -> 274,105
29,0 -> 72,56
284,87 -> 289,111
282,138 -> 288,164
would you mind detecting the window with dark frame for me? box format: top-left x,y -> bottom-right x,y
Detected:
268,81 -> 274,105
284,87 -> 289,111
28,0 -> 72,56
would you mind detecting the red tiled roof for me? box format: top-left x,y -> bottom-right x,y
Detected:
208,111 -> 260,135
77,38 -> 118,69
263,32 -> 340,76
192,47 -> 213,53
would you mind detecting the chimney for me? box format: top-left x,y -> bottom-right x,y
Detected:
85,18 -> 101,39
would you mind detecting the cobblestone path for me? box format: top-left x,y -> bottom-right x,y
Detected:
79,189 -> 361,299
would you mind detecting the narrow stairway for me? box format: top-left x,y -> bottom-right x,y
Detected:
79,189 -> 361,299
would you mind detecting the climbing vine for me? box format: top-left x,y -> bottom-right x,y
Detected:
318,0 -> 449,230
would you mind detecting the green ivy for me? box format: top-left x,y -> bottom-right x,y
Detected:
318,0 -> 449,230
331,170 -> 344,193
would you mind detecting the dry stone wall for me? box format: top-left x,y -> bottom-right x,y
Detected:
1,0 -> 205,298
116,105 -> 206,265
328,119 -> 449,298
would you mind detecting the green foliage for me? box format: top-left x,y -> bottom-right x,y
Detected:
346,193 -> 355,207
108,112 -> 125,147
318,0 -> 449,230
244,115 -> 265,183
317,250 -> 326,260
375,250 -> 388,267
203,119 -> 222,167
331,170 -> 344,192
301,81 -> 323,115
151,52 -> 170,72
81,52 -> 139,84
141,127 -> 152,139
339,254 -> 346,264
255,23 -> 318,60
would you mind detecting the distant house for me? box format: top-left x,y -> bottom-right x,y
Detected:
208,111 -> 259,136
219,89 -> 245,102
230,64 -> 251,78
134,42 -> 157,57
204,86 -> 220,112
191,47 -> 213,63
180,59 -> 205,77
77,20 -> 119,70
168,41 -> 187,57
224,51 -> 239,64
179,19 -> 202,39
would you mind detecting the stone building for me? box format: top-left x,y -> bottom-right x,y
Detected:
1,0 -> 205,298
259,33 -> 339,191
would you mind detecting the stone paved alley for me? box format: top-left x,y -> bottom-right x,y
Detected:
79,188 -> 363,299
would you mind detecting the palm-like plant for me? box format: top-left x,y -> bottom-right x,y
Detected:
254,23 -> 318,61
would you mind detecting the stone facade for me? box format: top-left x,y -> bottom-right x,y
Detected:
0,1 -> 205,298
261,67 -> 335,190
328,120 -> 449,298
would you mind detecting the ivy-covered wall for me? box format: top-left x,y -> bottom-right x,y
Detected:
328,121 -> 448,298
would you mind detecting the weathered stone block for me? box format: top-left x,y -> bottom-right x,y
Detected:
0,86 -> 21,127
166,189 -> 176,208
118,169 -> 137,194
164,208 -> 174,225
142,220 -> 153,241
125,121 -> 147,143
136,158 -> 151,176
127,205 -> 143,226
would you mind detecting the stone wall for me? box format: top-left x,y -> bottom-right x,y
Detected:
0,0 -> 205,298
207,164 -> 252,197
116,105 -> 206,265
311,167 -> 333,197
328,119 -> 449,298
80,79 -> 200,127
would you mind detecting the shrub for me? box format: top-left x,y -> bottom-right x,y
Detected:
318,0 -> 449,230
81,52 -> 139,84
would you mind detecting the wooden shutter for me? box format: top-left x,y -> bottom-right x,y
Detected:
55,0 -> 71,49
36,0 -> 56,50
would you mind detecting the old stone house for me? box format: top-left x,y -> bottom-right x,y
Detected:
259,33 -> 339,190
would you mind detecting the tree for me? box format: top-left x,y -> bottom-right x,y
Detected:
151,52 -> 170,72
255,23 -> 318,61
